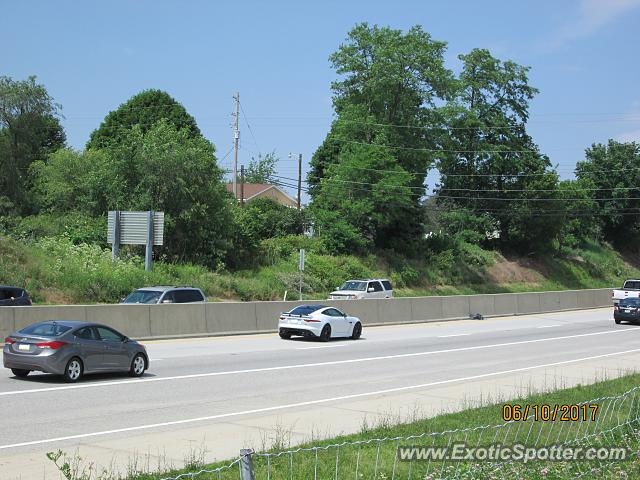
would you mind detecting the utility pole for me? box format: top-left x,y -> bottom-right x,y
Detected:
240,165 -> 245,208
297,153 -> 302,211
232,92 -> 240,200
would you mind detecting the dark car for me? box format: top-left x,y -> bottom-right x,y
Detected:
3,320 -> 148,382
614,298 -> 640,324
0,286 -> 32,306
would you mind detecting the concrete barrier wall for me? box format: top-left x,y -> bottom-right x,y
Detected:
0,288 -> 613,340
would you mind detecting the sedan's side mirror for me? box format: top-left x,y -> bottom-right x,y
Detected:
161,299 -> 173,304
367,288 -> 374,293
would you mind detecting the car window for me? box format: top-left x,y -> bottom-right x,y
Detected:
96,327 -> 125,342
19,322 -> 72,337
0,289 -> 10,300
339,281 -> 367,291
369,281 -> 384,292
123,290 -> 162,304
620,298 -> 640,307
323,308 -> 344,317
75,327 -> 97,340
382,281 -> 392,291
162,291 -> 176,303
289,305 -> 326,316
623,281 -> 640,290
174,289 -> 204,303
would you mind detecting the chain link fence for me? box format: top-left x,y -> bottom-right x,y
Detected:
160,385 -> 640,480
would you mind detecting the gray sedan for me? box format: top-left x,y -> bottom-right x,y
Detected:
3,320 -> 148,382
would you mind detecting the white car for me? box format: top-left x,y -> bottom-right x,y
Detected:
612,280 -> 640,305
278,305 -> 362,341
329,279 -> 393,300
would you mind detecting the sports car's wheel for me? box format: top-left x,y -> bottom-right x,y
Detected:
279,330 -> 292,339
319,324 -> 331,342
350,322 -> 362,340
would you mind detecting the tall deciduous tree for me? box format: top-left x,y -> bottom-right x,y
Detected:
437,49 -> 561,252
0,76 -> 65,213
576,140 -> 640,245
87,89 -> 200,150
34,121 -> 233,266
309,23 -> 454,249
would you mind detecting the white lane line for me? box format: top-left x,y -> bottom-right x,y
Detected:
1,327 -> 636,398
296,345 -> 347,350
2,347 -> 639,451
438,334 -> 471,338
537,325 -> 561,329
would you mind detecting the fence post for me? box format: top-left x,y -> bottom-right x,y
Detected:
239,449 -> 255,480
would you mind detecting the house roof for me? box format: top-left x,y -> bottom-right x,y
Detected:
226,183 -> 297,204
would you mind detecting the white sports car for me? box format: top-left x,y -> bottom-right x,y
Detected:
278,305 -> 362,341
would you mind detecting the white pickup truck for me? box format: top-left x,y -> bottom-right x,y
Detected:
612,280 -> 640,305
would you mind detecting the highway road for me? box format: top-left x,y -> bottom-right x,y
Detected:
1,307 -> 639,479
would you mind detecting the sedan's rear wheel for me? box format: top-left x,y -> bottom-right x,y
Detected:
279,330 -> 292,340
350,322 -> 362,340
319,324 -> 331,342
11,368 -> 30,378
64,357 -> 83,383
129,354 -> 146,377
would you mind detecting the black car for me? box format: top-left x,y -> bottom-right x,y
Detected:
0,286 -> 32,306
614,298 -> 640,324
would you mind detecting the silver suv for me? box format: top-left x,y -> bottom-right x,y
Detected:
121,286 -> 206,304
329,279 -> 393,300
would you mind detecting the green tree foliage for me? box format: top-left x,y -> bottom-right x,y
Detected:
437,49 -> 561,252
242,151 -> 278,184
576,140 -> 640,245
0,76 -> 65,213
555,179 -> 599,249
34,121 -> 233,266
86,89 -> 200,150
309,23 -> 453,249
227,198 -> 306,269
312,143 -> 415,253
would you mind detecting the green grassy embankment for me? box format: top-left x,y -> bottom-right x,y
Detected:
1,233 -> 639,304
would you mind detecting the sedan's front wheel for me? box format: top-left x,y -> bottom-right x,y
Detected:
64,357 -> 83,383
129,354 -> 146,377
615,317 -> 622,324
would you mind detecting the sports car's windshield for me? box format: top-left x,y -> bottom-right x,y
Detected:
339,281 -> 367,291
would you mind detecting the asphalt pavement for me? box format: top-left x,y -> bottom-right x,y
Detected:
1,307 -> 638,479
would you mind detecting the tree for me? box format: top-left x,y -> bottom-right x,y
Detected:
87,89 -> 200,150
436,49 -> 561,252
241,151 -> 278,184
309,23 -> 454,249
576,140 -> 640,246
34,121 -> 233,266
0,76 -> 65,213
312,142 -> 415,253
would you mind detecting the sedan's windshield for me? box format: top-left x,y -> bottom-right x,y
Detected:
339,281 -> 366,291
620,298 -> 640,307
19,322 -> 72,337
123,290 -> 162,304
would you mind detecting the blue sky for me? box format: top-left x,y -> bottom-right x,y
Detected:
4,0 -> 640,199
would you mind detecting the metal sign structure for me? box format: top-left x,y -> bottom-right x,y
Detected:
298,248 -> 305,300
108,211 -> 165,271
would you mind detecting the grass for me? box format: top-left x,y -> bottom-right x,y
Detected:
1,232 -> 639,304
47,373 -> 640,479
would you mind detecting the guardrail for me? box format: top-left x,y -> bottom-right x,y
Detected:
0,288 -> 613,341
